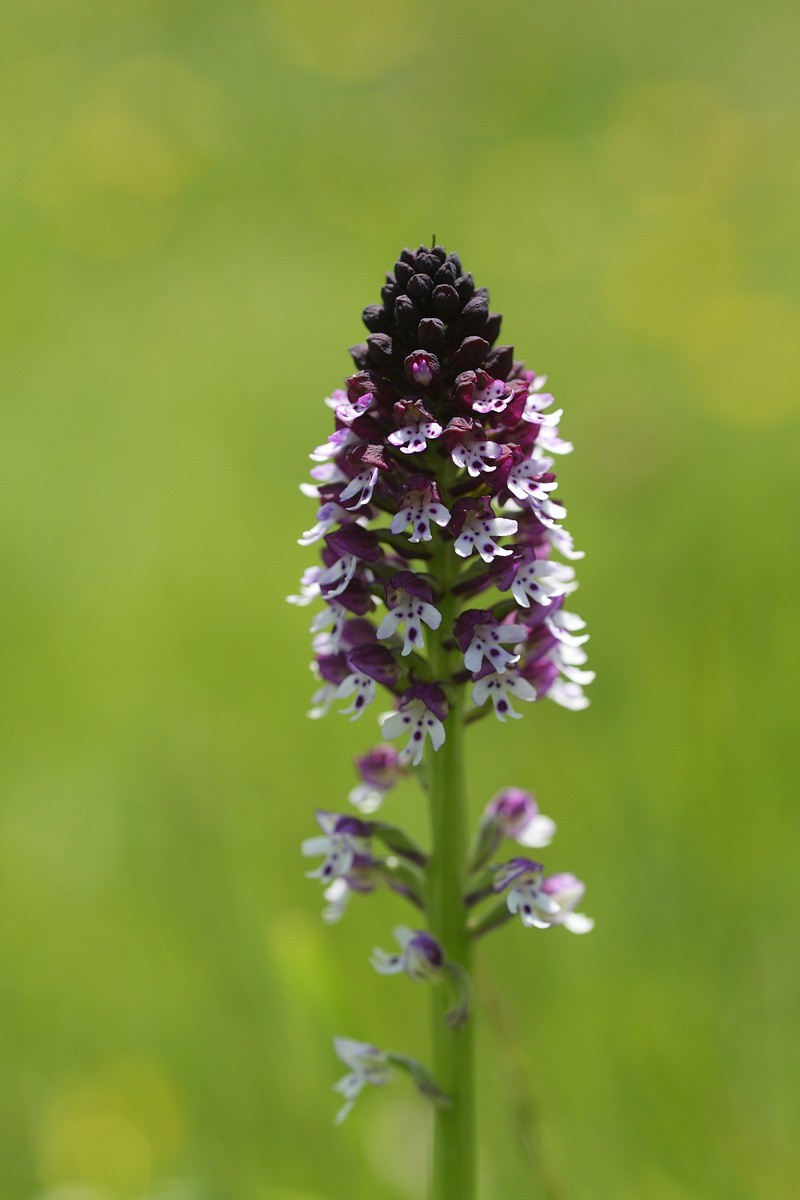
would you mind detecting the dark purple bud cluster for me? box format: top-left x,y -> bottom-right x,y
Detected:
291,243 -> 592,744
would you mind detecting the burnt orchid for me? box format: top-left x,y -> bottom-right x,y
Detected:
291,243 -> 593,1200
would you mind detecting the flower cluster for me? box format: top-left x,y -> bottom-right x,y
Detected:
290,243 -> 592,761
292,245 -> 594,1124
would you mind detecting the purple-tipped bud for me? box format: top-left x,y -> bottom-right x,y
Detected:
355,744 -> 403,790
485,787 -> 556,848
349,744 -> 404,814
404,350 -> 440,389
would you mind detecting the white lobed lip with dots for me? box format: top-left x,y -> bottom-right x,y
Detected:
381,700 -> 445,766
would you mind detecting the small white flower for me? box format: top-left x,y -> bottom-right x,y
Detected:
499,863 -> 594,933
546,609 -> 589,648
310,428 -> 358,463
548,641 -> 595,687
318,554 -> 358,599
348,783 -> 385,814
377,583 -> 442,657
506,456 -> 559,506
472,377 -> 513,414
471,670 -> 537,720
302,811 -> 372,884
536,423 -> 573,455
286,566 -> 322,606
307,680 -> 338,720
463,620 -> 528,675
546,678 -> 591,711
309,602 -> 349,654
510,558 -> 577,608
333,671 -> 377,720
370,926 -> 444,982
453,511 -> 517,563
388,418 -> 443,455
546,525 -> 584,559
381,700 -> 445,766
333,1037 -> 393,1123
450,435 -> 504,477
339,466 -> 379,510
298,502 -> 350,547
521,384 -> 561,426
335,392 -> 373,423
390,491 -> 451,544
322,878 -> 351,923
309,461 -> 347,487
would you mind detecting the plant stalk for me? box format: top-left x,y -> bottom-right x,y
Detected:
427,535 -> 475,1200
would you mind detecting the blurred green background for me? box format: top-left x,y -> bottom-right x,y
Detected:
1,1 -> 799,1197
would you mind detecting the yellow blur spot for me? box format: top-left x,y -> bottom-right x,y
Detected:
27,54 -> 218,262
602,80 -> 747,217
39,1102 -> 152,1195
684,292 -> 800,426
267,0 -> 416,81
83,55 -> 219,190
366,1095 -> 429,1194
38,1060 -> 184,1194
458,139 -> 596,285
297,137 -> 445,239
268,908 -> 337,1016
605,219 -> 741,343
71,110 -> 185,199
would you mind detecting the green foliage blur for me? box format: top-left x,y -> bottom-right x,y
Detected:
1,1 -> 798,1197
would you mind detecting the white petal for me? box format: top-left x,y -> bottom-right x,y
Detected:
548,679 -> 590,710
562,912 -> 594,934
370,949 -> 404,975
419,602 -> 442,630
488,518 -> 518,538
506,675 -> 538,701
427,718 -> 445,752
377,609 -> 404,640
301,835 -> 332,857
381,711 -> 410,740
517,814 -> 557,848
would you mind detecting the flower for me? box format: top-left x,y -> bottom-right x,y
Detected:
349,744 -> 405,813
381,683 -> 447,766
333,1037 -> 393,1123
450,497 -> 518,562
454,609 -> 528,675
471,667 -> 537,720
388,398 -> 443,454
377,571 -> 442,656
302,811 -> 373,884
446,419 -> 504,476
493,858 -> 593,932
371,926 -> 445,982
334,644 -> 401,721
485,787 -> 556,848
390,475 -> 451,544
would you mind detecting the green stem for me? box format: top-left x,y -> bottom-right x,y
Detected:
427,534 -> 475,1200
